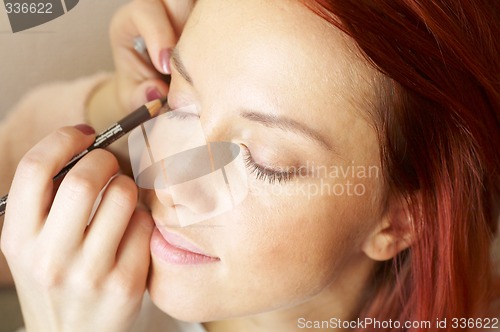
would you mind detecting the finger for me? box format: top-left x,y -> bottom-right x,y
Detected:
162,0 -> 197,36
130,79 -> 170,110
41,149 -> 120,252
114,207 -> 154,280
83,175 -> 138,269
111,0 -> 177,76
5,126 -> 95,238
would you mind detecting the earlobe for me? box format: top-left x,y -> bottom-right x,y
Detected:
361,197 -> 415,261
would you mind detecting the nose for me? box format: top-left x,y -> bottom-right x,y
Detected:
154,143 -> 248,227
129,107 -> 249,227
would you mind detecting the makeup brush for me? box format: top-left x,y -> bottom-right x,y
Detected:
0,97 -> 168,217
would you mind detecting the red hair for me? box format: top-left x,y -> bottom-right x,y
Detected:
307,0 -> 500,330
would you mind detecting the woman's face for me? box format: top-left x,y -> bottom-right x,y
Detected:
143,0 -> 385,322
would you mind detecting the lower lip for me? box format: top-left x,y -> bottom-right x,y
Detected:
150,227 -> 220,265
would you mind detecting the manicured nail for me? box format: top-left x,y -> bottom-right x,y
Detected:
159,48 -> 172,74
146,87 -> 163,102
74,124 -> 95,135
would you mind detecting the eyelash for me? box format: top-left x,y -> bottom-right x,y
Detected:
166,111 -> 198,120
242,147 -> 296,185
167,110 -> 296,185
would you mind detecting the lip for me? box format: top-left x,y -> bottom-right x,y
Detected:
150,224 -> 220,265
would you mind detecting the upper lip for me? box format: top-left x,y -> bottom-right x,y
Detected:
154,219 -> 218,258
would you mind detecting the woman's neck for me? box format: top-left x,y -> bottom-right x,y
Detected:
203,255 -> 377,332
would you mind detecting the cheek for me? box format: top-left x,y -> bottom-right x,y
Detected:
224,217 -> 339,303
219,181 -> 380,303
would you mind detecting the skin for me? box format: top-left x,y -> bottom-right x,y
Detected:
1,0 -> 413,331
144,1 -> 405,330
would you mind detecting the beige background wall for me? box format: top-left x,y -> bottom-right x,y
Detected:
0,0 -> 128,119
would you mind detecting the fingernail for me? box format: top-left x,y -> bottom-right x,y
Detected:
146,87 -> 163,102
74,124 -> 95,135
159,48 -> 172,74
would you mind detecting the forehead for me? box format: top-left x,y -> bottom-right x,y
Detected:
178,0 -> 380,157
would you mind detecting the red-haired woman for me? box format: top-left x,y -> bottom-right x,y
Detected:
1,0 -> 498,331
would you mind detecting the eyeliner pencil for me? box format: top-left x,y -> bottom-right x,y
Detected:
0,97 -> 168,217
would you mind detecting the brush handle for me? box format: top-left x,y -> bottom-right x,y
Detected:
0,122 -> 126,217
0,195 -> 6,216
0,103 -> 157,217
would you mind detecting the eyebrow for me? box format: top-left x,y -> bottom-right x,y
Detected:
170,48 -> 333,152
171,47 -> 194,85
240,111 -> 334,151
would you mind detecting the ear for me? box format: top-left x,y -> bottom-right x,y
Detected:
361,196 -> 415,261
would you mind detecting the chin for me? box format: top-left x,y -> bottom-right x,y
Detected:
148,278 -> 210,322
146,257 -> 229,322
147,284 -> 240,323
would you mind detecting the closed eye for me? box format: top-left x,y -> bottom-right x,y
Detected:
166,112 -> 198,120
242,146 -> 303,184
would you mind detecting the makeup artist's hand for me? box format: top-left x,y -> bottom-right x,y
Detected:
87,0 -> 196,132
0,125 -> 154,332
